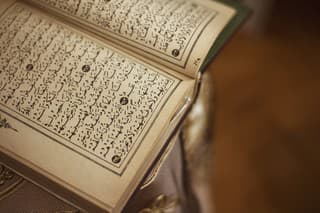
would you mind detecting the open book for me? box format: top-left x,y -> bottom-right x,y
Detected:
0,0 -> 248,212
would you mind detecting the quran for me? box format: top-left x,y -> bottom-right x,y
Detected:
0,0 -> 248,212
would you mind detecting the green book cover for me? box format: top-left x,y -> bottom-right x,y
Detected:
201,0 -> 251,71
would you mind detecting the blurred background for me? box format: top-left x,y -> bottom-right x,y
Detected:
207,0 -> 320,212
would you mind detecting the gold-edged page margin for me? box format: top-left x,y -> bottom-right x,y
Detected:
0,2 -> 196,211
23,0 -> 235,79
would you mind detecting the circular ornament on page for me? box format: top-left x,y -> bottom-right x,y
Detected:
112,155 -> 121,164
172,49 -> 180,57
120,97 -> 129,105
82,65 -> 90,72
26,64 -> 33,71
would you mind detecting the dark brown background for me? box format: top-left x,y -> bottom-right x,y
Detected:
210,0 -> 320,212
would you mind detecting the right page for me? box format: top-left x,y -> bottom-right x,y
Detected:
25,0 -> 236,78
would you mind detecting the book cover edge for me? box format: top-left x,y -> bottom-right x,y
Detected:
201,0 -> 252,71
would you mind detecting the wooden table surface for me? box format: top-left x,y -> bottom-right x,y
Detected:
209,4 -> 320,212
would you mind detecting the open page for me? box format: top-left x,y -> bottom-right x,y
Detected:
24,0 -> 236,78
0,2 -> 195,211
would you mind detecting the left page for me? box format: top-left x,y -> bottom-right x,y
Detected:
0,1 -> 194,212
24,0 -> 236,78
